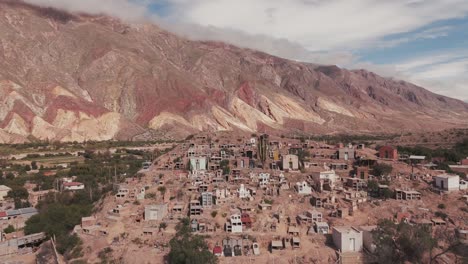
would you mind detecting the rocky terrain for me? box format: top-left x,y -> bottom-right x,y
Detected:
0,0 -> 467,143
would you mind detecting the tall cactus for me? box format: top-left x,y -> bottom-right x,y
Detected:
258,134 -> 269,169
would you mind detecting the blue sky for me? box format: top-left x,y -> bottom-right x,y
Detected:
357,19 -> 468,64
27,0 -> 468,101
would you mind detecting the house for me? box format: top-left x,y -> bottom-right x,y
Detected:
144,204 -> 168,221
0,185 -> 11,201
332,226 -> 363,252
226,214 -> 243,233
337,147 -> 355,161
295,181 -> 312,195
462,157 -> 468,165
434,174 -> 460,192
62,181 -> 85,191
379,146 -> 398,160
201,192 -> 213,208
282,154 -> 299,171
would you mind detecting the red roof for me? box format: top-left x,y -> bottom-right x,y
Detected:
0,211 -> 7,217
241,213 -> 252,223
43,171 -> 57,176
213,246 -> 222,254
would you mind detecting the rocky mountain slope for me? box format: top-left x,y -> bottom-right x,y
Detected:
0,0 -> 467,143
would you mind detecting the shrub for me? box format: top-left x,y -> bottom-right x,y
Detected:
145,193 -> 156,199
3,225 -> 15,234
435,211 -> 448,219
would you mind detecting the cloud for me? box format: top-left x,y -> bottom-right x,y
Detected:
391,52 -> 468,101
372,26 -> 453,49
162,0 -> 468,51
23,0 -> 150,21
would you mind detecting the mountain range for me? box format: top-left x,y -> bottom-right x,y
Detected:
0,0 -> 467,143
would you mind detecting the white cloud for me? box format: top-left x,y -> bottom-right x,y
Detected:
24,0 -> 150,21
163,0 -> 468,51
389,52 -> 468,101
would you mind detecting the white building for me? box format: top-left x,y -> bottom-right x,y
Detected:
312,170 -> 339,191
63,182 -> 85,191
145,204 -> 168,221
434,174 -> 460,192
332,226 -> 363,252
190,157 -> 207,172
237,184 -> 251,199
226,214 -> 243,233
0,185 -> 12,201
295,181 -> 312,195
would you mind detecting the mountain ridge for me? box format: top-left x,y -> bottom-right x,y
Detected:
0,0 -> 467,143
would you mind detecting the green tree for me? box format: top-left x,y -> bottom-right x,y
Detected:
6,172 -> 14,180
257,134 -> 269,169
158,186 -> 167,196
381,188 -> 394,200
373,163 -> 393,177
168,218 -> 218,264
367,180 -> 379,194
373,219 -> 436,264
3,225 -> 15,234
7,186 -> 29,200
220,160 -> 230,175
31,161 -> 38,170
